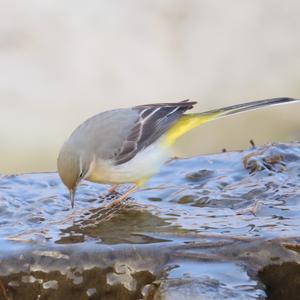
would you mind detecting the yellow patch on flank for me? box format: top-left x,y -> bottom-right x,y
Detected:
162,113 -> 220,147
136,176 -> 150,187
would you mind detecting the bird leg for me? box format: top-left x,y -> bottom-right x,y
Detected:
107,184 -> 119,194
106,185 -> 138,208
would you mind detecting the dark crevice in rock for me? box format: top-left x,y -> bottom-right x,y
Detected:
258,262 -> 300,300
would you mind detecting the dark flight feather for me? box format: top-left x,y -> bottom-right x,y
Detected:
113,100 -> 196,165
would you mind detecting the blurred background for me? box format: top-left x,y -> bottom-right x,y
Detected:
0,0 -> 299,174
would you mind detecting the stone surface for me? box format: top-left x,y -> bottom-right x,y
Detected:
0,143 -> 300,299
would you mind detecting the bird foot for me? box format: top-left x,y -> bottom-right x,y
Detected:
107,184 -> 119,194
106,185 -> 137,208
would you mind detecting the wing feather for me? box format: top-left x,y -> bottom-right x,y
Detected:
113,100 -> 197,165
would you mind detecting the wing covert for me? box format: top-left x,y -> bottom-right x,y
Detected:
113,100 -> 197,165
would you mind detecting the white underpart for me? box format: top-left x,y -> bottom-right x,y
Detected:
86,138 -> 171,184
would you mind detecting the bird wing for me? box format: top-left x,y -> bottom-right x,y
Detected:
113,100 -> 196,165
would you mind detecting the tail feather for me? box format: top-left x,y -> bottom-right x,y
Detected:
199,97 -> 299,118
163,97 -> 299,146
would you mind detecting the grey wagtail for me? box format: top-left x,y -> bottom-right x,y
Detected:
57,97 -> 299,208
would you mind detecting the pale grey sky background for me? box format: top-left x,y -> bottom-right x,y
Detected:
0,0 -> 299,173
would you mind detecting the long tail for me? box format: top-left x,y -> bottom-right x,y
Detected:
164,97 -> 299,146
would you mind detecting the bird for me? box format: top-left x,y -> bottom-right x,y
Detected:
57,97 -> 299,208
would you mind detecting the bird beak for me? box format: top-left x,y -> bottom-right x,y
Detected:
69,189 -> 76,208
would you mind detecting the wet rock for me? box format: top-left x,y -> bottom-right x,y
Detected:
258,262 -> 300,300
153,277 -> 263,300
0,267 -> 156,300
242,143 -> 300,173
185,169 -> 214,182
0,143 -> 300,299
0,248 -> 162,300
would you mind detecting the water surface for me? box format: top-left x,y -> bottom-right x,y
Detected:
0,143 -> 300,299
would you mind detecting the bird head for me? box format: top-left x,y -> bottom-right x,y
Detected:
57,142 -> 88,208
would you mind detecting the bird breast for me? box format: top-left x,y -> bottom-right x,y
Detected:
86,140 -> 171,184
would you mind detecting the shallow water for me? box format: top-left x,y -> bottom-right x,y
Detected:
0,143 -> 300,299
